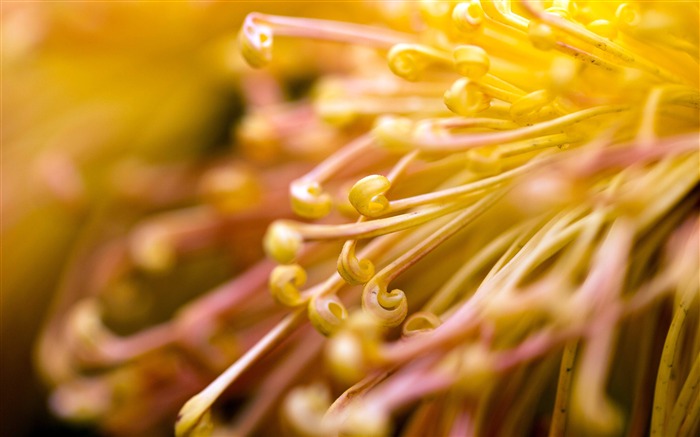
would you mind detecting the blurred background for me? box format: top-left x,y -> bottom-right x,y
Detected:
1,2 -> 375,435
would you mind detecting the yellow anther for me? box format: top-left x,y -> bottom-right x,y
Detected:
200,164 -> 261,214
548,57 -> 578,95
269,264 -> 307,307
387,43 -> 451,82
453,45 -> 490,79
314,97 -> 358,127
419,0 -> 456,28
238,14 -> 273,68
444,78 -> 491,116
466,147 -> 502,175
338,240 -> 376,285
130,225 -> 174,272
290,179 -> 333,219
372,115 -> 416,152
263,221 -> 303,264
308,295 -> 348,336
545,6 -> 570,20
452,1 -> 484,33
615,3 -> 641,28
326,331 -> 366,384
349,175 -> 391,218
454,344 -> 497,398
528,20 -> 557,51
362,278 -> 408,328
282,384 -> 332,437
341,404 -> 391,437
510,89 -> 554,122
402,311 -> 442,337
586,19 -> 617,40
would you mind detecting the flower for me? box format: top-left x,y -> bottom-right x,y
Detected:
26,1 -> 699,437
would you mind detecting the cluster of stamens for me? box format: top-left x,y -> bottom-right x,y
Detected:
39,2 -> 699,437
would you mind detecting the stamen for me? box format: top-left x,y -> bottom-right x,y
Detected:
362,192 -> 502,327
387,43 -> 453,81
453,45 -> 491,80
290,134 -> 374,219
269,264 -> 307,307
263,196 -> 479,264
522,0 -> 688,84
403,311 -> 442,337
175,310 -> 306,437
339,150 -> 420,284
239,13 -> 416,68
377,105 -> 629,153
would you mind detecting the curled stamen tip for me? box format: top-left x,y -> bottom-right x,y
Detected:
616,3 -> 641,28
263,221 -> 303,264
510,89 -> 554,121
282,384 -> 332,437
444,78 -> 491,116
362,280 -> 408,327
387,43 -> 428,82
453,45 -> 490,79
338,250 -> 375,285
238,14 -> 273,68
309,295 -> 348,336
175,396 -> 211,437
290,179 -> 333,219
349,175 -> 391,217
372,115 -> 415,152
452,1 -> 484,32
402,311 -> 442,337
269,264 -> 307,307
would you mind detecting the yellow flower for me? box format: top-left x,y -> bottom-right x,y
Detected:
24,2 -> 698,437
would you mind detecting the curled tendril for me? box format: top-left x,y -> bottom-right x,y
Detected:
387,43 -> 451,82
309,294 -> 348,336
444,78 -> 492,116
453,45 -> 490,80
452,0 -> 484,33
238,14 -> 274,68
263,221 -> 303,264
269,264 -> 308,307
402,311 -> 443,337
372,116 -> 416,152
349,175 -> 391,218
338,239 -> 375,285
290,179 -> 333,219
362,278 -> 408,328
